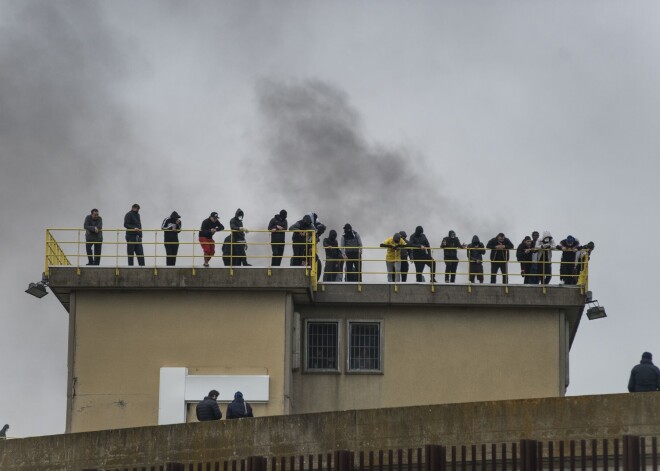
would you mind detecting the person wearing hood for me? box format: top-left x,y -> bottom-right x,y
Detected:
307,212 -> 326,281
628,352 -> 660,392
486,233 -> 514,284
408,226 -> 437,283
440,230 -> 466,283
83,208 -> 103,266
576,241 -> 595,286
161,211 -> 182,266
380,232 -> 407,282
229,208 -> 250,266
289,215 -> 314,267
268,209 -> 288,266
558,235 -> 580,285
124,203 -> 145,267
198,212 -> 224,267
399,231 -> 410,282
341,223 -> 363,282
528,231 -> 541,284
516,236 -> 534,283
195,389 -> 222,421
535,231 -> 556,284
466,235 -> 486,283
226,391 -> 254,419
323,230 -> 341,281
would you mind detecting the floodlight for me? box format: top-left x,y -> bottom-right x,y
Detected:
585,298 -> 607,320
25,281 -> 48,298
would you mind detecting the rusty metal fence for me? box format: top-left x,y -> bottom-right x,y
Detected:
81,435 -> 656,471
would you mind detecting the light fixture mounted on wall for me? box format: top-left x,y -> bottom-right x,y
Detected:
25,273 -> 49,299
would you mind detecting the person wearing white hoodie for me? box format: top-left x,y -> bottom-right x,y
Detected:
536,231 -> 556,285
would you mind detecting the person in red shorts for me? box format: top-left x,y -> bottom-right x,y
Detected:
198,212 -> 224,267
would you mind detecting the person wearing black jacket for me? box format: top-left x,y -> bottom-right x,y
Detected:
83,208 -> 103,265
323,230 -> 341,281
466,235 -> 486,283
440,230 -> 465,283
196,389 -> 222,421
516,236 -> 534,284
198,212 -> 224,267
628,352 -> 660,392
486,233 -> 514,284
558,235 -> 580,285
124,203 -> 145,266
268,209 -> 288,266
161,211 -> 182,266
229,208 -> 250,266
226,391 -> 254,419
289,215 -> 314,267
409,226 -> 437,283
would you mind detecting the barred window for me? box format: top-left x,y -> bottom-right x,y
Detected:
306,321 -> 339,371
348,322 -> 381,372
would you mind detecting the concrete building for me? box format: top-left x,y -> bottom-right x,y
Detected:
46,265 -> 587,433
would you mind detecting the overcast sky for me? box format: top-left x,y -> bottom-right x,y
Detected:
1,0 -> 659,437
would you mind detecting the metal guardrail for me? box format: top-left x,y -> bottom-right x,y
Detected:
44,229 -> 590,293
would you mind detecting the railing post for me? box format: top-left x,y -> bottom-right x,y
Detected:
311,231 -> 318,291
248,456 -> 268,471
623,435 -> 641,471
335,450 -> 353,471
520,439 -> 538,471
425,444 -> 446,471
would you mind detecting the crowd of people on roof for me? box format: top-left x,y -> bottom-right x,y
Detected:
82,205 -> 594,285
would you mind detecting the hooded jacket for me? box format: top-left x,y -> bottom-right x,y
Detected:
516,238 -> 533,264
226,391 -> 254,419
290,216 -> 314,243
535,231 -> 555,262
628,357 -> 660,392
199,217 -> 224,239
559,236 -> 580,263
230,209 -> 246,242
161,211 -> 182,242
467,236 -> 485,262
124,209 -> 142,237
441,231 -> 462,261
487,235 -> 514,261
341,226 -> 363,257
409,226 -> 432,259
323,230 -> 341,260
268,211 -> 288,243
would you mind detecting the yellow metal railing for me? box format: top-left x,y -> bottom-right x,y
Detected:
44,229 -> 590,292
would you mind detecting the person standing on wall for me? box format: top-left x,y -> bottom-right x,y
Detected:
229,208 -> 250,266
198,212 -> 224,267
124,203 -> 145,266
341,223 -> 363,282
440,230 -> 465,283
268,209 -> 288,266
466,235 -> 486,283
161,211 -> 182,266
486,232 -> 514,284
196,389 -> 223,421
628,352 -> 660,392
83,208 -> 103,266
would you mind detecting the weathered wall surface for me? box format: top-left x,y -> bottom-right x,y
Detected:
293,305 -> 563,413
69,290 -> 288,432
2,394 -> 660,470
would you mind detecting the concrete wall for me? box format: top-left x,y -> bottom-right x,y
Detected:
2,394 -> 660,471
293,305 -> 565,413
68,290 -> 289,432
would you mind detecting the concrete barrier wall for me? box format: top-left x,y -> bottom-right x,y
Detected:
2,393 -> 660,470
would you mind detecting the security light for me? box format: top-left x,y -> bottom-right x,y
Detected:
25,281 -> 48,298
586,299 -> 606,320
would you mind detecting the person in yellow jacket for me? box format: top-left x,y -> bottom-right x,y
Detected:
380,233 -> 407,282
576,241 -> 595,287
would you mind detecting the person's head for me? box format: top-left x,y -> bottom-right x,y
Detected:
329,229 -> 337,240
532,231 -> 539,240
415,226 -> 423,235
131,203 -> 140,213
210,211 -> 219,222
90,208 -> 99,219
343,223 -> 352,233
279,209 -> 287,219
567,235 -> 576,245
448,230 -> 456,239
471,235 -> 480,245
393,233 -> 401,243
235,208 -> 244,221
234,391 -> 244,400
524,236 -> 532,247
585,241 -> 595,252
170,211 -> 181,220
208,389 -> 219,400
643,352 -> 653,361
399,231 -> 407,239
302,215 -> 312,226
497,233 -> 505,242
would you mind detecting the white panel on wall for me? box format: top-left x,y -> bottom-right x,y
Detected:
158,367 -> 187,425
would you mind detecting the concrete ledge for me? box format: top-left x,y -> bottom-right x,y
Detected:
1,394 -> 659,470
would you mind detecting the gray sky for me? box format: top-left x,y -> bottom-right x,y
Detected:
1,0 -> 659,437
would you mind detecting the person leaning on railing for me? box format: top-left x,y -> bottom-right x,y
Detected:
440,230 -> 466,283
466,235 -> 486,283
535,231 -> 555,285
408,226 -> 437,283
323,230 -> 341,282
486,233 -> 514,284
341,223 -> 363,282
83,208 -> 103,266
229,208 -> 250,266
380,232 -> 407,282
558,235 -> 580,285
268,209 -> 288,267
289,215 -> 313,267
161,211 -> 182,266
124,203 -> 145,267
516,236 -> 534,284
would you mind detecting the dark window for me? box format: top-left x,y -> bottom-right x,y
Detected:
306,321 -> 339,371
348,322 -> 381,371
